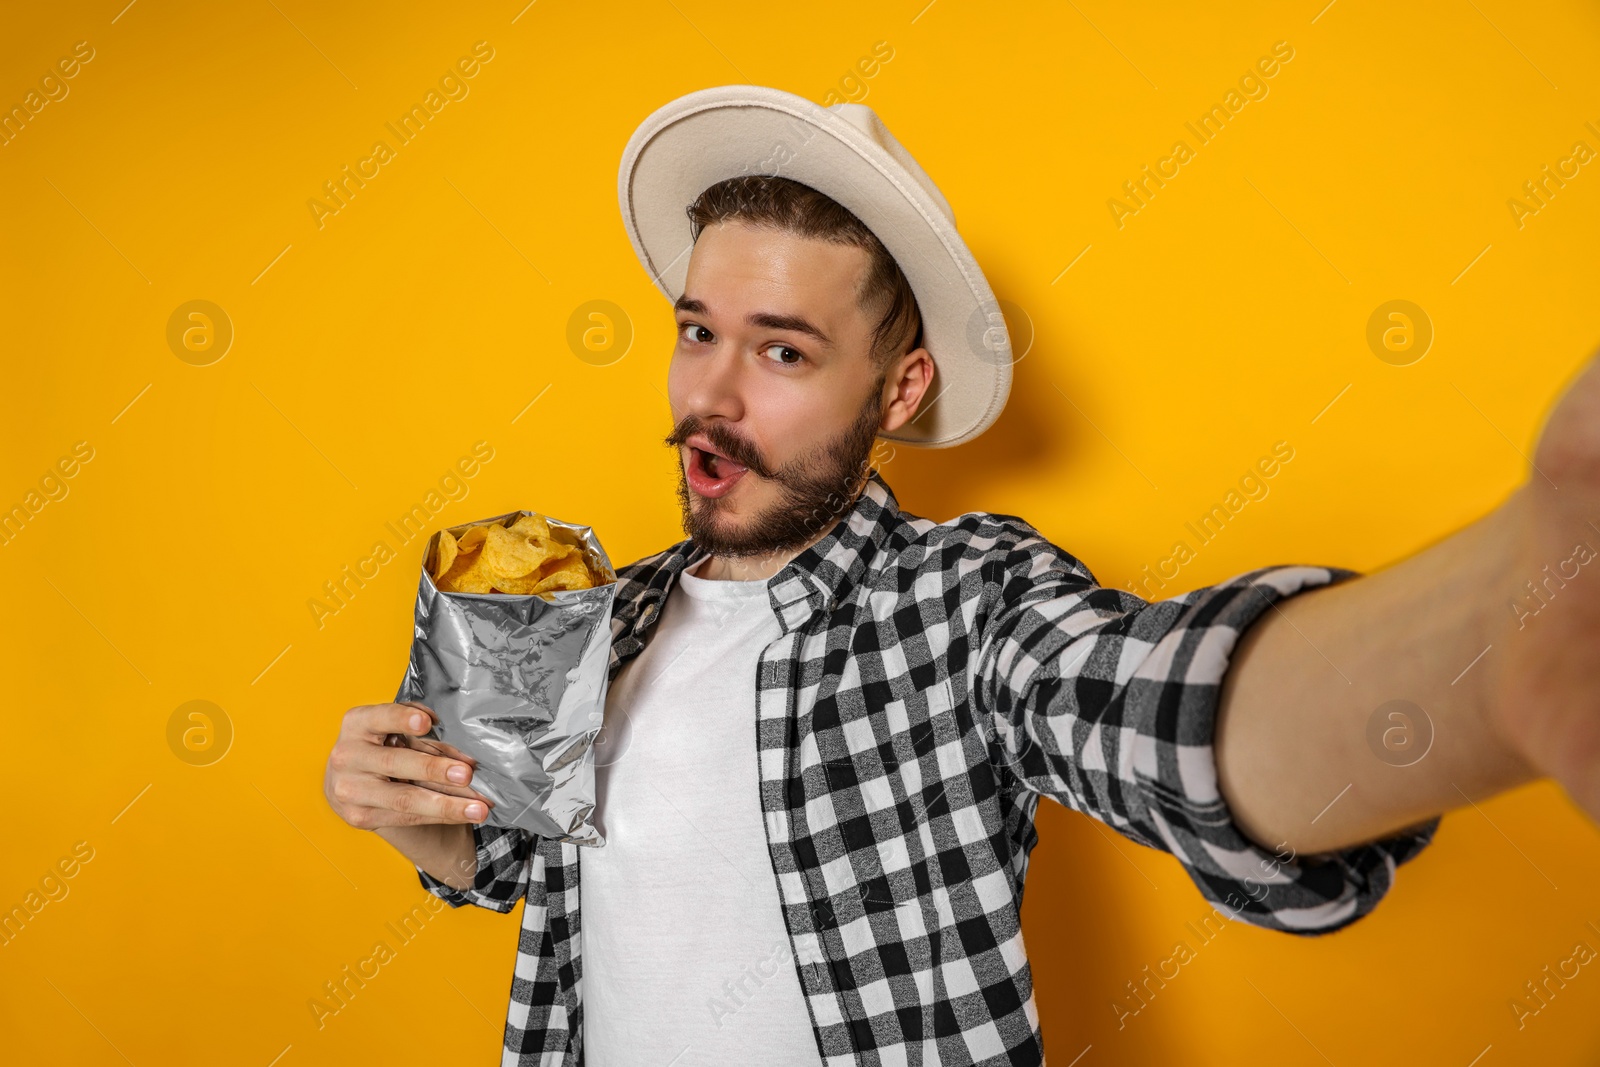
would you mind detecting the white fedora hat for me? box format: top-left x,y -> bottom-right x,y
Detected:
617,84 -> 1013,449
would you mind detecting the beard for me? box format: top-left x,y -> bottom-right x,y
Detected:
664,372 -> 886,562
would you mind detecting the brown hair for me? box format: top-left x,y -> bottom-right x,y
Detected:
685,175 -> 923,371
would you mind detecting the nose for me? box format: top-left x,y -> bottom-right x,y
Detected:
671,341 -> 746,427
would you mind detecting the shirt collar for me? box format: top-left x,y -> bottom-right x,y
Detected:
756,467 -> 902,634
613,468 -> 903,657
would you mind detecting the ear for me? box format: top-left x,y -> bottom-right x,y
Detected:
877,346 -> 935,434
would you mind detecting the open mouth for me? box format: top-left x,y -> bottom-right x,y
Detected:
696,447 -> 747,479
686,444 -> 751,498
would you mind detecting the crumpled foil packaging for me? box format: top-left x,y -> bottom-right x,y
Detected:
394,510 -> 617,846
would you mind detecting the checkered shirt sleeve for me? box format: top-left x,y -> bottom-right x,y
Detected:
975,526 -> 1440,935
416,823 -> 534,913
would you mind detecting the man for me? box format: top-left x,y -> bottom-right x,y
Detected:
323,86 -> 1600,1065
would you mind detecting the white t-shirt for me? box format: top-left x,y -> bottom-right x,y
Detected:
580,559 -> 821,1066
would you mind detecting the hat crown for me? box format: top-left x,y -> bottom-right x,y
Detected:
826,102 -> 957,229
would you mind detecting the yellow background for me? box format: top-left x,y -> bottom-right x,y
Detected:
4,0 -> 1600,1063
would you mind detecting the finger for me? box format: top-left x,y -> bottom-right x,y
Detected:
396,700 -> 439,726
431,739 -> 477,765
351,781 -> 491,825
339,773 -> 494,812
348,742 -> 480,789
409,736 -> 478,766
350,702 -> 438,743
403,777 -> 490,801
350,804 -> 487,830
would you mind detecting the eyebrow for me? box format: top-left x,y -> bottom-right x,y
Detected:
674,295 -> 834,349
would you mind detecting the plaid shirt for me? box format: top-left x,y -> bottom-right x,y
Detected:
417,468 -> 1439,1066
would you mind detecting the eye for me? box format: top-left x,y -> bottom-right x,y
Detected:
679,322 -> 713,345
761,343 -> 805,366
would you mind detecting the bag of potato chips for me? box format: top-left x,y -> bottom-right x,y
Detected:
394,509 -> 617,845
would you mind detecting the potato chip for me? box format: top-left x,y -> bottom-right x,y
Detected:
439,545 -> 497,593
483,524 -> 557,581
509,513 -> 551,542
533,552 -> 595,593
431,511 -> 607,595
538,540 -> 576,565
536,575 -> 592,595
432,529 -> 459,583
485,571 -> 546,595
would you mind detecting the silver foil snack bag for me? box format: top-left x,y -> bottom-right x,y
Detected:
394,510 -> 617,845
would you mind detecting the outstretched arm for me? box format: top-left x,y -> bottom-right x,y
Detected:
977,350 -> 1600,935
1216,351 -> 1600,856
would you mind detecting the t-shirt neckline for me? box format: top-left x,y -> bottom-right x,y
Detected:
676,558 -> 772,601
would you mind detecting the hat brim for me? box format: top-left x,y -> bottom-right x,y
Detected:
617,85 -> 1011,449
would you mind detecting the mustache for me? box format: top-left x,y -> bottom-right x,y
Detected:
663,419 -> 774,479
